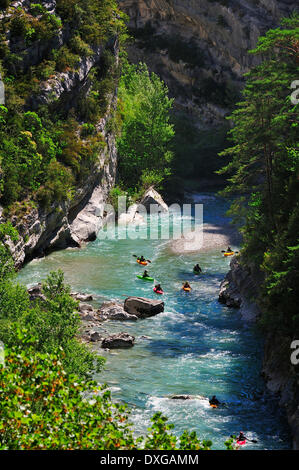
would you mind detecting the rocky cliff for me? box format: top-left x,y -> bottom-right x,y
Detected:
0,1 -> 120,267
118,0 -> 297,127
220,257 -> 299,449
219,256 -> 262,321
5,108 -> 117,268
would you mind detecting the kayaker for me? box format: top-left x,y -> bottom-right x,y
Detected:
227,246 -> 233,253
193,264 -> 202,273
237,432 -> 246,442
139,255 -> 146,262
183,281 -> 191,289
154,284 -> 163,293
142,270 -> 149,278
209,395 -> 220,406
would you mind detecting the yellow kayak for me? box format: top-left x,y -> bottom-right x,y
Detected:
224,251 -> 234,257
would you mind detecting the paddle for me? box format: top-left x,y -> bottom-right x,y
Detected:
221,250 -> 239,254
230,435 -> 257,443
132,254 -> 152,263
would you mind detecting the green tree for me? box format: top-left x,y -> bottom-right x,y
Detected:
218,15 -> 299,336
117,62 -> 174,190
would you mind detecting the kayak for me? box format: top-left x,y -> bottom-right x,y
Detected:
210,404 -> 218,408
236,440 -> 246,446
193,270 -> 201,275
137,259 -> 147,265
137,275 -> 154,282
224,252 -> 234,257
153,287 -> 163,295
182,287 -> 191,292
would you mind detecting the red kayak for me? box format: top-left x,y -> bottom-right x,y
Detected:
153,287 -> 163,295
236,440 -> 246,446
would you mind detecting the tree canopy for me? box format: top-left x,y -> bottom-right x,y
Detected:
218,14 -> 299,335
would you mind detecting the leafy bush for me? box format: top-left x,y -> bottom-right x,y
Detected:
52,46 -> 80,72
108,185 -> 128,213
0,333 -> 135,450
0,236 -> 103,378
69,35 -> 93,57
36,160 -> 74,207
0,334 -> 217,450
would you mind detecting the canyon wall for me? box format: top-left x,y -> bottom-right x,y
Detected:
119,0 -> 297,127
0,0 -> 119,267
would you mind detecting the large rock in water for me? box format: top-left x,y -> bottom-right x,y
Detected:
101,332 -> 135,349
124,297 -> 164,319
98,301 -> 138,321
139,187 -> 168,213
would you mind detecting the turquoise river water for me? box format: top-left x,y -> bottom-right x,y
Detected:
17,193 -> 290,450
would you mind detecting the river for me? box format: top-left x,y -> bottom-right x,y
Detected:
17,192 -> 290,449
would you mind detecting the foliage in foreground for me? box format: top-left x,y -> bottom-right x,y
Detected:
0,331 -> 217,450
0,223 -> 103,379
218,15 -> 299,337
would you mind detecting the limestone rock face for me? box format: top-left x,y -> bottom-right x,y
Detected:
218,256 -> 262,321
124,296 -> 164,318
119,0 -> 297,127
262,333 -> 299,450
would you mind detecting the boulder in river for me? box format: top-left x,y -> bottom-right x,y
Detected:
139,187 -> 168,213
89,330 -> 103,342
99,301 -> 138,321
101,332 -> 135,349
124,297 -> 164,319
170,395 -> 193,400
77,302 -> 102,323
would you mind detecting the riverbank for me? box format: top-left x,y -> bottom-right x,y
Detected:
170,223 -> 241,254
219,257 -> 299,449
